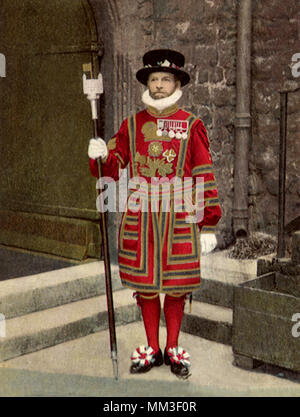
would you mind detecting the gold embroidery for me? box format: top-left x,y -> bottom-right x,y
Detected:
149,142 -> 163,157
107,137 -> 117,150
135,152 -> 147,166
141,121 -> 171,142
142,122 -> 159,141
140,158 -> 173,177
135,152 -> 173,177
157,160 -> 173,176
163,149 -> 176,162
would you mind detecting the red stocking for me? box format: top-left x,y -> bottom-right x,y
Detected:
135,292 -> 161,353
163,294 -> 186,351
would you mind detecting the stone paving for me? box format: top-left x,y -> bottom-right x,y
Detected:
1,322 -> 300,397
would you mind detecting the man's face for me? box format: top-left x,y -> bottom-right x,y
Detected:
147,72 -> 180,100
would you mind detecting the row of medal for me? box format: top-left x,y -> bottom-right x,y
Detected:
156,119 -> 189,140
156,129 -> 188,139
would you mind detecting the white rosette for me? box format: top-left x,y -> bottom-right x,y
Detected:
161,59 -> 171,67
131,345 -> 155,368
167,346 -> 191,368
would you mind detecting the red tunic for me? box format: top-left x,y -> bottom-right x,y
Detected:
90,104 -> 221,293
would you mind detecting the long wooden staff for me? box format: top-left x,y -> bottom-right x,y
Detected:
83,63 -> 118,380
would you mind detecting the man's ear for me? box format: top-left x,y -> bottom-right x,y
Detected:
175,80 -> 181,89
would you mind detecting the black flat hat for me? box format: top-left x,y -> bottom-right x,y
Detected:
136,49 -> 190,87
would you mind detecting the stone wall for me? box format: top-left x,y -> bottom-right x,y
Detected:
250,0 -> 300,236
92,0 -> 300,248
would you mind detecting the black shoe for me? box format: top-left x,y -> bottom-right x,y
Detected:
130,348 -> 163,374
164,348 -> 191,379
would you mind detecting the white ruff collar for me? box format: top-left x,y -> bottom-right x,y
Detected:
142,88 -> 182,113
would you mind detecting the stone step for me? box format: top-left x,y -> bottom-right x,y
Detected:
0,289 -> 233,363
0,250 -> 260,321
0,262 -> 122,319
194,273 -> 252,309
182,300 -> 233,346
196,250 -> 259,308
194,277 -> 234,308
0,288 -> 139,362
0,255 -> 257,321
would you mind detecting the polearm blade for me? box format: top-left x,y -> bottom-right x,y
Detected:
83,63 -> 118,380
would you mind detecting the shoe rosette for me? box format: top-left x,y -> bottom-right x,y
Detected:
167,346 -> 191,368
131,345 -> 155,368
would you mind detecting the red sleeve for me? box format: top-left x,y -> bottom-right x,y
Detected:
89,119 -> 130,180
190,119 -> 222,233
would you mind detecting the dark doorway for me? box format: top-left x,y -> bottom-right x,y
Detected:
0,246 -> 78,281
0,0 -> 103,275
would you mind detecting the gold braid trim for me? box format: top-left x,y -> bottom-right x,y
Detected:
165,292 -> 189,297
107,137 -> 117,150
115,152 -> 125,167
138,293 -> 160,299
